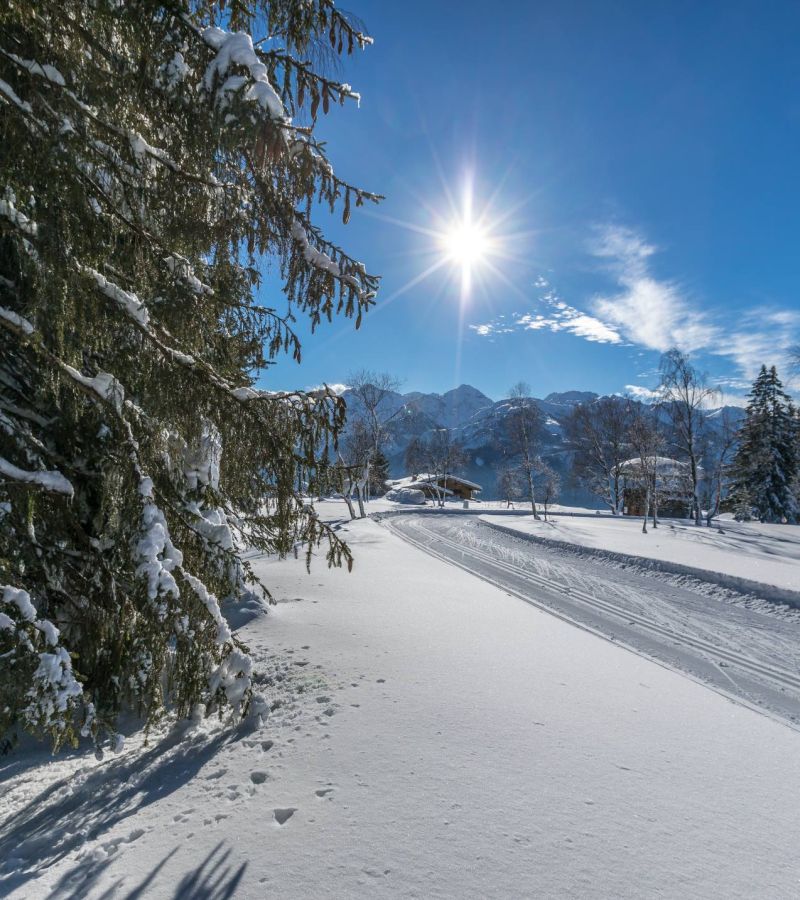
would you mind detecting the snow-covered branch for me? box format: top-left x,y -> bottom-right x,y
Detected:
0,456 -> 73,497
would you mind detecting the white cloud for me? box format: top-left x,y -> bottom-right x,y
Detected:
305,382 -> 349,394
469,223 -> 800,394
623,384 -> 660,402
468,322 -> 513,338
715,309 -> 800,381
590,224 -> 800,388
589,224 -> 656,277
559,312 -> 622,344
471,290 -> 622,345
590,225 -> 719,354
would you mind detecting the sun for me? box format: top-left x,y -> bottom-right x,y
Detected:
353,167 -> 533,310
439,204 -> 496,299
442,221 -> 490,267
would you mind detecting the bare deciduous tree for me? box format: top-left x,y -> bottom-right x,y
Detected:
346,370 -> 403,502
537,461 -> 561,521
563,397 -> 633,514
423,429 -> 467,507
703,410 -> 738,526
404,436 -> 426,478
658,349 -> 719,525
627,401 -> 665,533
505,382 -> 545,519
497,466 -> 523,508
340,419 -> 372,519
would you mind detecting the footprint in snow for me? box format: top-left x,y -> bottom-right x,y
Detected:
250,771 -> 268,785
273,808 -> 297,826
315,788 -> 335,798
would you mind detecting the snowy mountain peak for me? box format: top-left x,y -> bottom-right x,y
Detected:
543,390 -> 599,406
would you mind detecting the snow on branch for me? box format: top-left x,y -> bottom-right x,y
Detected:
0,304 -> 34,335
3,52 -> 65,86
81,265 -> 150,325
62,365 -> 125,412
0,456 -> 73,497
201,26 -> 287,122
164,254 -> 213,296
136,476 -> 182,616
291,217 -> 341,277
0,77 -> 32,113
1,585 -> 83,734
181,571 -> 232,646
0,190 -> 38,236
291,215 -> 376,301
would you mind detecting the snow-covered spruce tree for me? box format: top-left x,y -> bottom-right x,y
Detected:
730,366 -> 798,523
0,0 -> 380,750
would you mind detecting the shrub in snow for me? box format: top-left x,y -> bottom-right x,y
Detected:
0,0 -> 379,749
386,488 -> 427,505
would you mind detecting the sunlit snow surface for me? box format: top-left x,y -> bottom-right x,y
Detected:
2,507 -> 800,898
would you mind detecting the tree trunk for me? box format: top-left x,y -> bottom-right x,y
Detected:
652,483 -> 659,528
690,455 -> 701,525
609,473 -> 619,515
526,465 -> 539,519
706,475 -> 722,526
642,484 -> 650,533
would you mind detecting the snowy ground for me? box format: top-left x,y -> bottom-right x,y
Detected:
3,514 -> 800,898
385,513 -> 800,725
481,511 -> 800,598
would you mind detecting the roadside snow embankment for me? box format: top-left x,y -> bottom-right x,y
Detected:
480,513 -> 800,607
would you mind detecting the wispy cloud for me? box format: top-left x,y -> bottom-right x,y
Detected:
590,225 -> 719,354
470,223 -> 800,393
469,282 -> 622,345
715,309 -> 800,381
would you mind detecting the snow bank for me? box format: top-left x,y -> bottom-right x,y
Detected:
481,514 -> 800,605
384,487 -> 426,505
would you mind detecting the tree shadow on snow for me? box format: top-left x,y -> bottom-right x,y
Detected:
165,841 -> 248,900
0,723 -> 244,897
48,841 -> 247,900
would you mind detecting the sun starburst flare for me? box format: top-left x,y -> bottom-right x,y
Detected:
441,218 -> 492,296
316,166 -> 540,357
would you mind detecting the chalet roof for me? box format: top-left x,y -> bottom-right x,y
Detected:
385,473 -> 482,493
414,473 -> 482,491
620,456 -> 693,476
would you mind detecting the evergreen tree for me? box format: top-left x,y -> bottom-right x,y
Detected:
368,448 -> 390,497
0,1 -> 380,750
730,366 -> 798,523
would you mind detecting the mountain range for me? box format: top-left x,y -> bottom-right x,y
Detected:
341,384 -> 744,505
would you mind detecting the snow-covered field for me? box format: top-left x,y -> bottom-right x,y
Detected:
2,514 -> 800,898
481,511 -> 800,598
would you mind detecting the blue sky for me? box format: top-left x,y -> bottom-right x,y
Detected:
261,0 -> 800,403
